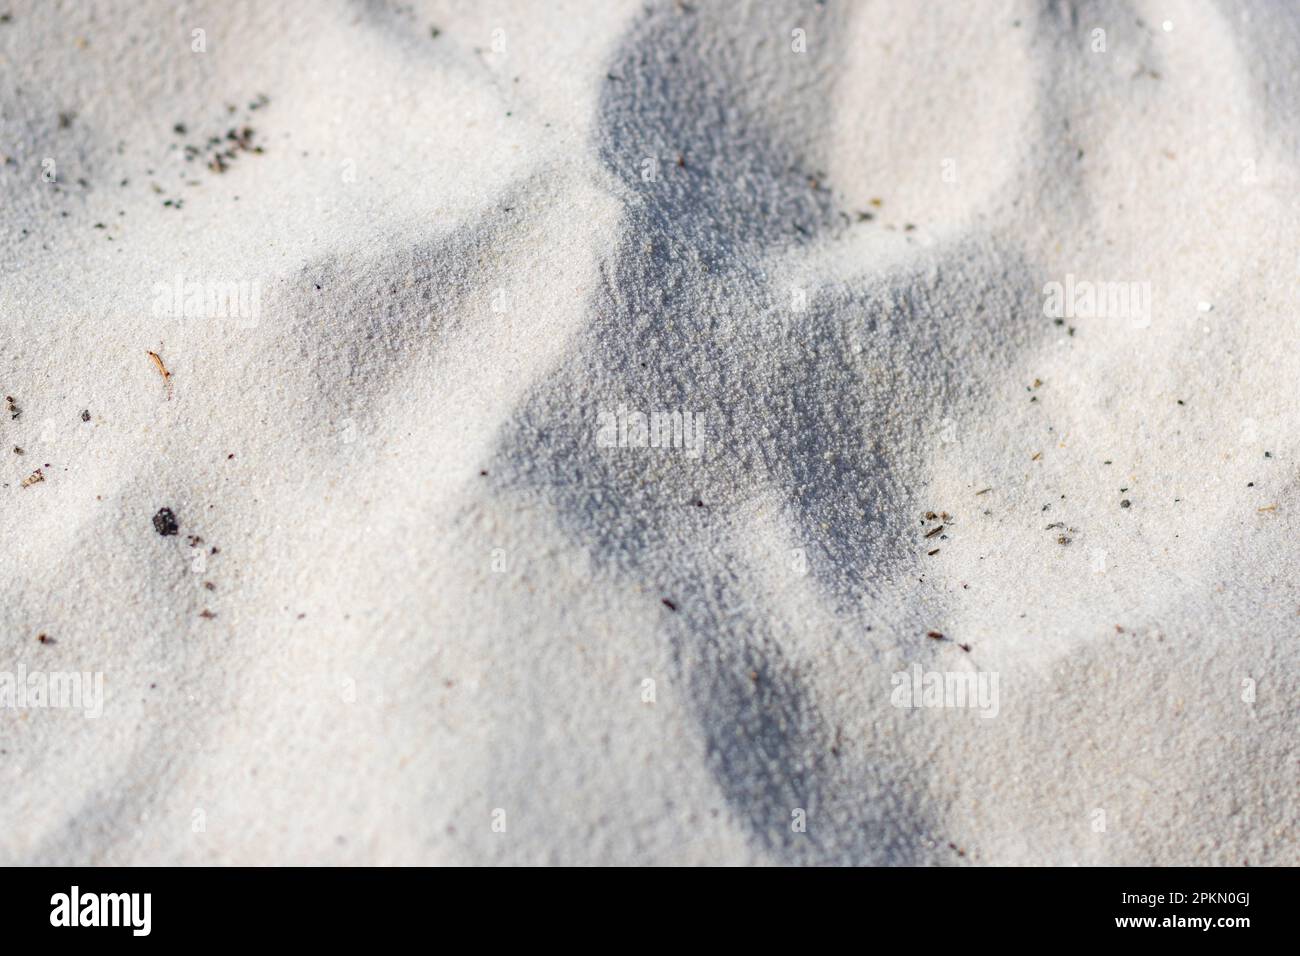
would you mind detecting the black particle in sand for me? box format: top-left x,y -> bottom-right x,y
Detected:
153,507 -> 179,536
80,409 -> 90,422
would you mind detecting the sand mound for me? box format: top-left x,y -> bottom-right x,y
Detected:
1,0 -> 1295,864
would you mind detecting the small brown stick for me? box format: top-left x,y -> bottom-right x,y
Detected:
147,350 -> 173,398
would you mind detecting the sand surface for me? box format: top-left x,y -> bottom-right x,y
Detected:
1,0 -> 1297,865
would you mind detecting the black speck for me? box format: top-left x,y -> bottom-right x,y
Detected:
1120,499 -> 1131,509
661,598 -> 678,612
80,409 -> 90,422
152,507 -> 179,536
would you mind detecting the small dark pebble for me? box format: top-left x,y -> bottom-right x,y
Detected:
80,409 -> 90,422
152,507 -> 179,536
661,598 -> 678,612
1120,499 -> 1131,509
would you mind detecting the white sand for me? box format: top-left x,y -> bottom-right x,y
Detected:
1,0 -> 1296,865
